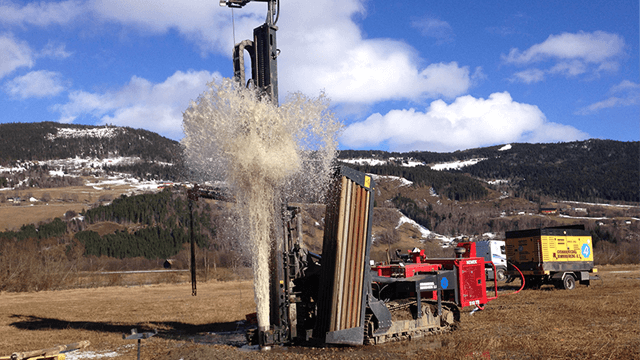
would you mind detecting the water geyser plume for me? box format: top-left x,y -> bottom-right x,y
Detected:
182,78 -> 342,330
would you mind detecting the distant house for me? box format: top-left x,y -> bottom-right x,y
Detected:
540,207 -> 558,215
163,259 -> 175,269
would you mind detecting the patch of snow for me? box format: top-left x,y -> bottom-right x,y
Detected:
93,186 -> 103,190
29,197 -> 38,202
65,350 -> 121,359
483,232 -> 497,239
46,127 -> 120,141
430,158 -> 487,171
396,215 -> 432,238
49,169 -> 65,177
558,214 -> 608,220
370,174 -> 413,187
389,157 -> 425,167
560,200 -> 639,209
341,158 -> 387,166
487,179 -> 509,185
498,144 -> 512,151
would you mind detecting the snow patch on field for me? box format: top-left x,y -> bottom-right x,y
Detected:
370,174 -> 413,187
430,158 -> 487,171
65,350 -> 121,359
388,157 -> 425,167
560,200 -> 639,209
395,214 -> 455,245
340,158 -> 387,166
397,215 -> 431,238
559,214 -> 608,220
340,157 -> 426,167
46,127 -> 120,140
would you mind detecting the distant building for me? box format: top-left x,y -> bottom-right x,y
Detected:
540,207 -> 558,215
163,259 -> 175,269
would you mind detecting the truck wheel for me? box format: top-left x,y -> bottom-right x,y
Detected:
563,274 -> 576,290
496,269 -> 506,282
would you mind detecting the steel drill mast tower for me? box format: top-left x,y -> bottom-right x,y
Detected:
220,0 -> 280,103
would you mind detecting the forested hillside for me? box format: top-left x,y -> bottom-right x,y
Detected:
347,163 -> 489,201
75,189 -> 214,259
339,139 -> 639,203
0,122 -> 187,181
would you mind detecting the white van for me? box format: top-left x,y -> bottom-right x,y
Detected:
475,240 -> 507,281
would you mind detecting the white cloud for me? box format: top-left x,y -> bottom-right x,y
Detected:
504,31 -> 625,64
4,70 -> 67,99
504,31 -> 625,83
576,80 -> 640,115
89,0 -> 475,103
511,68 -> 545,84
341,92 -> 588,152
91,0 -> 264,56
1,0 -> 476,105
0,33 -> 34,79
92,0 -> 476,103
411,17 -> 454,44
38,41 -> 72,59
277,1 -> 474,103
0,0 -> 84,26
53,70 -> 219,139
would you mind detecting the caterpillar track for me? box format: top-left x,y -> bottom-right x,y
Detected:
363,300 -> 460,345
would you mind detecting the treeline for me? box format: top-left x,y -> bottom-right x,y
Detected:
77,188 -> 214,259
0,188 -> 216,261
0,218 -> 68,241
346,163 -> 488,201
75,226 -> 207,260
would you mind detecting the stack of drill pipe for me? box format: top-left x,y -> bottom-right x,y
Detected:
316,168 -> 371,338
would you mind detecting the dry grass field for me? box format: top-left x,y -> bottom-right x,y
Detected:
1,265 -> 638,360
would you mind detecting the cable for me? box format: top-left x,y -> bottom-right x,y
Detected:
474,261 -> 525,311
232,8 -> 236,45
503,261 -> 525,295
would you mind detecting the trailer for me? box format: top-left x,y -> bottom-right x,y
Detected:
505,225 -> 600,290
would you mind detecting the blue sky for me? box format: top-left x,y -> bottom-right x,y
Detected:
0,0 -> 638,152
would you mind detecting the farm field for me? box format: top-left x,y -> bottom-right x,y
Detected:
1,265 -> 638,360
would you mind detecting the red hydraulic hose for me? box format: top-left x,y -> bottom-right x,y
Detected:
475,262 -> 526,311
504,262 -> 525,296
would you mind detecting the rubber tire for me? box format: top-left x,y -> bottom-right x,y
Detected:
496,269 -> 506,282
563,274 -> 576,290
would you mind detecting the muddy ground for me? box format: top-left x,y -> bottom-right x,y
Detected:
1,265 -> 638,360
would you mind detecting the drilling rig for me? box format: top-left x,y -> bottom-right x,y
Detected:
242,166 -> 500,347
218,1 -> 502,348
